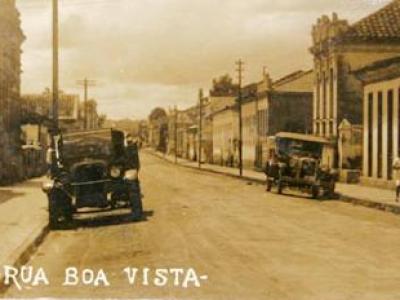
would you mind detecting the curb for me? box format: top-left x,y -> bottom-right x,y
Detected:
147,150 -> 265,185
147,150 -> 400,216
0,221 -> 49,294
339,195 -> 400,215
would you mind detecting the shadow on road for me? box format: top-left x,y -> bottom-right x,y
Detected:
267,190 -> 339,202
54,210 -> 154,231
0,190 -> 25,205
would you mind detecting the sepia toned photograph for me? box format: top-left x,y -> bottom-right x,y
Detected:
0,0 -> 400,298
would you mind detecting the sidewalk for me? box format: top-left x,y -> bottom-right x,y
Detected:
153,151 -> 265,181
149,150 -> 400,215
0,177 -> 49,292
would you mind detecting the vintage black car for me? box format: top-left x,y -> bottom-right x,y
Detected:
42,129 -> 143,228
265,132 -> 337,199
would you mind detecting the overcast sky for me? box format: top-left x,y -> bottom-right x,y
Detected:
17,0 -> 391,119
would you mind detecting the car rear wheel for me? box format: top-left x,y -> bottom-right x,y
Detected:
266,179 -> 273,192
311,185 -> 320,199
277,180 -> 283,195
48,189 -> 72,229
324,181 -> 336,198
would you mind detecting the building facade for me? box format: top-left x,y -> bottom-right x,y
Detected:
211,70 -> 313,168
255,70 -> 314,167
310,1 -> 400,138
148,107 -> 168,152
21,90 -> 101,133
212,105 -> 239,166
167,106 -> 198,160
0,0 -> 25,183
355,56 -> 400,187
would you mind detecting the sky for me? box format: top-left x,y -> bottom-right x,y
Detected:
16,0 -> 391,119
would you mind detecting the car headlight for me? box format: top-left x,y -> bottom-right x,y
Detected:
110,166 -> 122,178
41,181 -> 54,193
124,169 -> 138,181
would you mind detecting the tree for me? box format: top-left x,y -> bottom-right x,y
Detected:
98,114 -> 107,128
210,74 -> 238,97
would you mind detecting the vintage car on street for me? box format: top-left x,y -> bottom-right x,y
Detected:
42,129 -> 143,228
265,132 -> 337,199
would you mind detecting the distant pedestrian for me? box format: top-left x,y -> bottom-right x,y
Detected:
264,152 -> 279,192
393,157 -> 400,202
126,134 -> 140,170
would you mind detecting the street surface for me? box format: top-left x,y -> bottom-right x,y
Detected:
4,152 -> 400,299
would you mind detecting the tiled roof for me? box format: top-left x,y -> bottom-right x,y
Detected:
341,0 -> 400,42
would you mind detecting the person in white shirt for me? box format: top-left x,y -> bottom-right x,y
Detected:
393,157 -> 400,202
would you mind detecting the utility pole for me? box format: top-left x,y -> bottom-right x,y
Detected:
255,66 -> 267,168
76,78 -> 97,130
52,0 -> 59,131
198,89 -> 203,169
174,105 -> 178,164
236,59 -> 244,177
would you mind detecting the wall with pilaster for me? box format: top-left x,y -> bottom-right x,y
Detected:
363,77 -> 400,183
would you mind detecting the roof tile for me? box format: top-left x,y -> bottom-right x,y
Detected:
342,0 -> 400,41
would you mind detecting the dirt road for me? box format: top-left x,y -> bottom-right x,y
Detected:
4,152 -> 400,299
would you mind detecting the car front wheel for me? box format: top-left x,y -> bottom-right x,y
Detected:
129,180 -> 143,221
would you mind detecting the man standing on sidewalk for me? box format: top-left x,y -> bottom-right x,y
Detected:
264,152 -> 279,192
126,134 -> 143,221
393,157 -> 400,202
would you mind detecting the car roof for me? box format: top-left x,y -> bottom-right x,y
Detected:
275,132 -> 332,144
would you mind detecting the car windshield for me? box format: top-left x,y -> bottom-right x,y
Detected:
276,137 -> 323,159
59,130 -> 120,166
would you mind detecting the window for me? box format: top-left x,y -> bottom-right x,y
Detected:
329,68 -> 334,119
316,74 -> 320,120
388,90 -> 393,180
322,72 -> 326,119
368,93 -> 373,177
398,88 -> 400,157
378,92 -> 383,179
